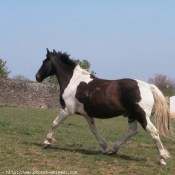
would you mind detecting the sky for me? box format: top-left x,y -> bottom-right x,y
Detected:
0,0 -> 175,82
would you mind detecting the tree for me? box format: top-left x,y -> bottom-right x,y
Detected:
148,74 -> 175,96
44,59 -> 96,84
74,59 -> 96,75
44,75 -> 58,84
0,59 -> 11,78
12,75 -> 30,81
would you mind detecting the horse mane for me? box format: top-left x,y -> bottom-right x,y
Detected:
49,50 -> 95,77
51,50 -> 77,68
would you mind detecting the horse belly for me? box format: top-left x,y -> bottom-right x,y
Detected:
76,95 -> 126,119
75,80 -> 129,118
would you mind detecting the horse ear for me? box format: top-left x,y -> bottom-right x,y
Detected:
46,48 -> 50,58
47,48 -> 50,54
53,49 -> 57,54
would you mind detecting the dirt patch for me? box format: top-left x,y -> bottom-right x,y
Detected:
38,159 -> 56,167
96,160 -> 121,175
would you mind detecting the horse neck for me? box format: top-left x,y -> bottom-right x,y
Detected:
53,61 -> 75,94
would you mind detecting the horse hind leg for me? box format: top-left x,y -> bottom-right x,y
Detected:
145,118 -> 170,165
108,118 -> 138,154
132,106 -> 170,165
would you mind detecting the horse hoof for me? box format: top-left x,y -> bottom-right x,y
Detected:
42,144 -> 52,149
108,149 -> 116,155
159,159 -> 167,166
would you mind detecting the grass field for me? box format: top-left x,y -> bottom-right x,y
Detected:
0,106 -> 175,175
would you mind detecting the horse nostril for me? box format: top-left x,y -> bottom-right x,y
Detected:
35,73 -> 41,81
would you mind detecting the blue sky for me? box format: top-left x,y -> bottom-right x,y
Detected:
0,0 -> 175,81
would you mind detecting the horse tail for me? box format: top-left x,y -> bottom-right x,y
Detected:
149,84 -> 175,139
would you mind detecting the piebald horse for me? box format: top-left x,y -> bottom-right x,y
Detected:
36,49 -> 174,165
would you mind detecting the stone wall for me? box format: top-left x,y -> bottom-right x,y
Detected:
0,78 -> 60,108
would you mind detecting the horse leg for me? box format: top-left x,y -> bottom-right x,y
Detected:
135,106 -> 170,165
43,109 -> 69,147
84,115 -> 108,153
145,118 -> 170,165
108,119 -> 138,154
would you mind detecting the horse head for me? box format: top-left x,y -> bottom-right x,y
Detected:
36,48 -> 55,82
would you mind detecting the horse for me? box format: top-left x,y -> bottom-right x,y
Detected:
36,49 -> 175,165
170,96 -> 175,119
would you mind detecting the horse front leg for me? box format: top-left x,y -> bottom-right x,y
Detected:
84,116 -> 108,153
43,109 -> 69,148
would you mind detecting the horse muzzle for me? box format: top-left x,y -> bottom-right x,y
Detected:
35,73 -> 42,82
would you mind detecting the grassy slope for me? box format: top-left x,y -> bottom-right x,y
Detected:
0,107 -> 175,175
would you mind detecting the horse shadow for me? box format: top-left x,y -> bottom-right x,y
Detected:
29,142 -> 149,163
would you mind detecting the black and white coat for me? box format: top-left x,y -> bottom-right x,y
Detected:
36,49 -> 174,165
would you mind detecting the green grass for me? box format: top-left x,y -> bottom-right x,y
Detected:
0,107 -> 175,175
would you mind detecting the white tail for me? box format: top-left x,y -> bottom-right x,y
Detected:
150,84 -> 175,139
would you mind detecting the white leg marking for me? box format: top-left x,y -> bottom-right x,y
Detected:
146,118 -> 170,165
44,109 -> 69,146
109,121 -> 138,154
84,116 -> 108,153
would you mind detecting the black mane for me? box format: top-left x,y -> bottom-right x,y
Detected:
50,50 -> 77,68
